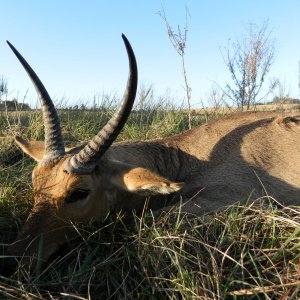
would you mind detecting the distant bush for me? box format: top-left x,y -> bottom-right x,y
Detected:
0,99 -> 31,111
269,96 -> 300,104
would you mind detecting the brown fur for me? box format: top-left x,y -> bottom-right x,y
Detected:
8,111 -> 300,266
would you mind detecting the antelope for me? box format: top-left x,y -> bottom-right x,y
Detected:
2,35 -> 300,272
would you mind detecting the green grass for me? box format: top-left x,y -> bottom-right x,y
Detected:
0,100 -> 299,299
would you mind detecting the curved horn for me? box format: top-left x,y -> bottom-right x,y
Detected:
64,34 -> 138,174
7,41 -> 65,161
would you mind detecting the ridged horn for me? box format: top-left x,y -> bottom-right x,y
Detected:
64,34 -> 138,174
7,41 -> 65,161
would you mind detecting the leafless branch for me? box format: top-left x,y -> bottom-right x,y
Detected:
222,21 -> 276,110
158,6 -> 192,129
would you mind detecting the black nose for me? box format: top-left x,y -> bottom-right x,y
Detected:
0,246 -> 18,277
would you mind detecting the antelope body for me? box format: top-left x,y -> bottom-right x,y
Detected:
3,35 -> 300,270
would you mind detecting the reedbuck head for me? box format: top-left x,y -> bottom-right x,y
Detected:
4,35 -> 142,269
4,35 -> 182,271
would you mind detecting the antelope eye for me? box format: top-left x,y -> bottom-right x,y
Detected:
65,189 -> 90,204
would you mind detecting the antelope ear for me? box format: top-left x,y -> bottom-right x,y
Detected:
15,136 -> 45,161
15,136 -> 73,161
112,166 -> 184,196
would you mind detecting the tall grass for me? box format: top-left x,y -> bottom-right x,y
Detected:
0,95 -> 299,299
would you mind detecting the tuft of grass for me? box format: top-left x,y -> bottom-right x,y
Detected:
0,96 -> 299,299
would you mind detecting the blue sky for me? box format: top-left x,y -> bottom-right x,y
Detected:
1,1 -> 300,107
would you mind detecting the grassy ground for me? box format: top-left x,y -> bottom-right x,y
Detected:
0,102 -> 300,299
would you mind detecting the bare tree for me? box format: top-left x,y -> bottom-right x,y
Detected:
223,21 -> 276,110
272,78 -> 290,103
270,78 -> 300,109
207,83 -> 227,110
159,6 -> 192,129
138,84 -> 153,111
0,76 -> 8,101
